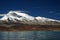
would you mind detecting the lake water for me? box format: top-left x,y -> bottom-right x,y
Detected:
0,31 -> 60,40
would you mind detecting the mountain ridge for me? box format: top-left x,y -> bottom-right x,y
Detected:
0,11 -> 60,25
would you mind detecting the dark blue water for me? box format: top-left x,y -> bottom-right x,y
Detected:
0,31 -> 60,40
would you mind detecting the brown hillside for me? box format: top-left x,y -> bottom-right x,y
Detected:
0,24 -> 60,31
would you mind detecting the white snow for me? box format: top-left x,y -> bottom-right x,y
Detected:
1,11 -> 34,20
0,10 -> 60,25
36,16 -> 60,22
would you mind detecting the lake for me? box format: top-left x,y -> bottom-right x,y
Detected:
0,31 -> 60,40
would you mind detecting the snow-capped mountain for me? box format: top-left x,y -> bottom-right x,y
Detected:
0,11 -> 60,25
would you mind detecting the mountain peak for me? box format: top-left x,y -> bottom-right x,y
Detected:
0,11 -> 60,25
1,11 -> 34,20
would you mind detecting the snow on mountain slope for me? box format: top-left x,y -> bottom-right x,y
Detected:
0,11 -> 60,25
36,16 -> 60,22
1,11 -> 34,20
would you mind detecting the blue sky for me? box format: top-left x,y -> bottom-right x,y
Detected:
0,0 -> 60,20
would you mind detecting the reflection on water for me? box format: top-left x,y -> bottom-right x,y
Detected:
0,31 -> 60,40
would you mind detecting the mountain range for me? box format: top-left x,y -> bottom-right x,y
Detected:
0,11 -> 60,25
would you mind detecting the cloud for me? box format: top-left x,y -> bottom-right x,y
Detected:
49,11 -> 54,14
0,14 -> 6,16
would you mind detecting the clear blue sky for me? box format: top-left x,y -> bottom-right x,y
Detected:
0,0 -> 60,20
